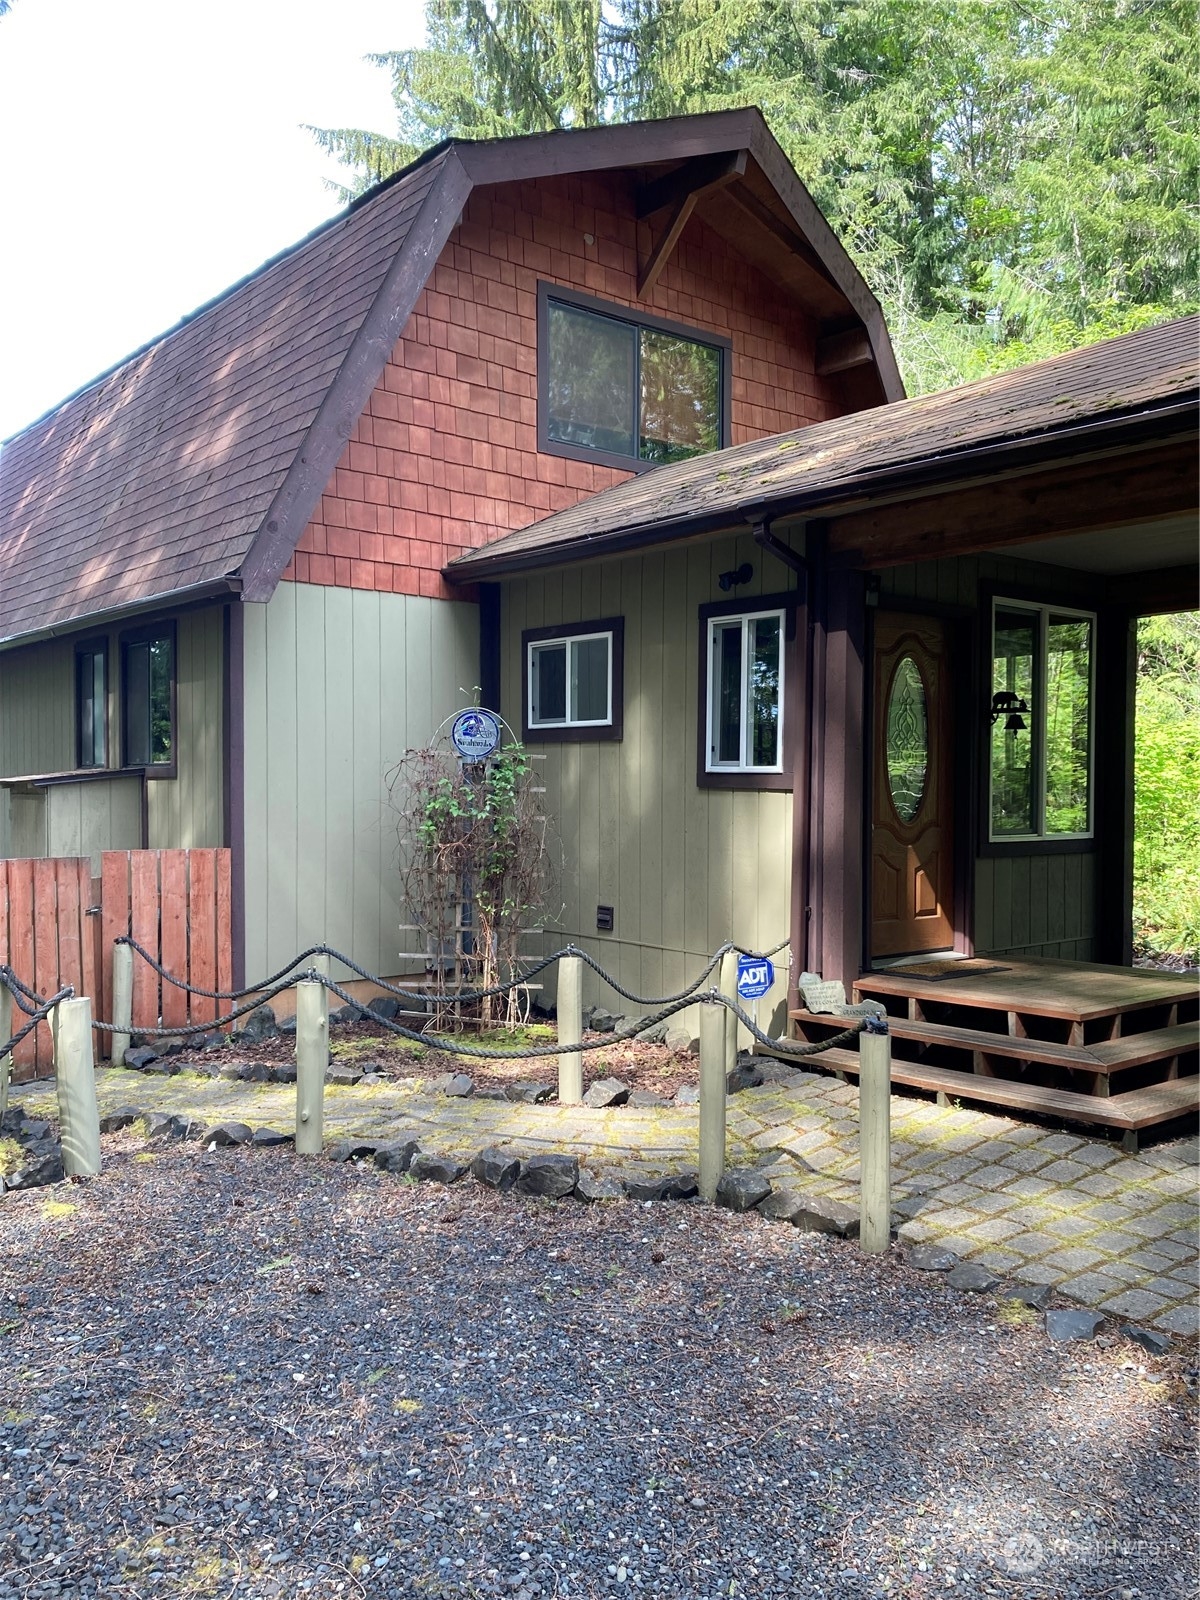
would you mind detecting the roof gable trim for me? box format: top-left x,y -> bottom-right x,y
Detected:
237,151 -> 473,602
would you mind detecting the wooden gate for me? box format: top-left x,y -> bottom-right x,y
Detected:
1,847 -> 232,1075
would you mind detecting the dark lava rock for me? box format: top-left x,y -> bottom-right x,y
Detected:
757,1188 -> 807,1222
907,1243 -> 961,1272
518,1153 -> 579,1199
471,1147 -> 523,1192
791,1194 -> 860,1238
203,1122 -> 253,1148
155,1036 -> 188,1057
432,1072 -> 474,1098
1046,1308 -> 1107,1343
946,1262 -> 1000,1293
142,1059 -> 179,1076
251,1128 -> 294,1149
330,1005 -> 359,1026
278,1016 -> 298,1037
367,996 -> 400,1021
409,1152 -> 468,1185
625,1170 -> 700,1201
99,1107 -> 144,1134
270,1064 -> 298,1085
582,1078 -> 629,1108
664,1026 -> 698,1054
14,1117 -> 49,1140
474,1087 -> 510,1101
1122,1324 -> 1172,1356
636,1021 -> 669,1044
506,1082 -> 554,1104
237,1061 -> 272,1083
239,1005 -> 278,1043
374,1140 -> 420,1174
715,1169 -> 772,1213
124,1046 -> 159,1070
326,1064 -> 364,1086
5,1148 -> 65,1189
175,1117 -> 209,1142
628,1089 -> 669,1107
202,1031 -> 229,1050
575,1168 -> 624,1202
588,1009 -> 618,1033
673,1084 -> 700,1106
727,1061 -> 765,1094
143,1111 -> 182,1140
1004,1283 -> 1053,1310
328,1139 -> 380,1163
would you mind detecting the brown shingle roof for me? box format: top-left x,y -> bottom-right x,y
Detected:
447,316 -> 1200,579
0,152 -> 451,645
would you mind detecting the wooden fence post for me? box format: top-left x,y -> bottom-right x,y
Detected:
0,985 -> 11,1125
295,979 -> 328,1155
698,999 -> 727,1202
859,1023 -> 893,1254
52,996 -> 101,1178
111,942 -> 133,1066
719,949 -> 739,1076
556,955 -> 583,1105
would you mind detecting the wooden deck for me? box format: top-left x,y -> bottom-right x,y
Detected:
788,956 -> 1198,1148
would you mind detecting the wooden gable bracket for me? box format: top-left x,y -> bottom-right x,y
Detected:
636,149 -> 748,297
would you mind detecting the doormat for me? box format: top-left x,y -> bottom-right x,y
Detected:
890,959 -> 1012,981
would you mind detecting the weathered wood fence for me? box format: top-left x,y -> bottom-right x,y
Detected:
1,847 -> 232,1076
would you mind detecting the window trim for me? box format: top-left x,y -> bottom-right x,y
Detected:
119,620 -> 178,778
536,282 -> 732,475
521,617 -> 624,743
74,636 -> 109,770
986,595 -> 1095,847
697,592 -> 798,792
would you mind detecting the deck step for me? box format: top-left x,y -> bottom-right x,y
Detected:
794,1046 -> 1199,1132
791,1012 -> 1200,1076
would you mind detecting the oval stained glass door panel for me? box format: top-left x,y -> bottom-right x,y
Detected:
886,654 -> 928,823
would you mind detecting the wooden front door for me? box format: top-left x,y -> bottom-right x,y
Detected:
870,612 -> 955,957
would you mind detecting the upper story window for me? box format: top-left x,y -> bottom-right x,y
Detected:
121,625 -> 175,768
539,284 -> 729,474
75,640 -> 107,769
522,618 -> 624,743
989,598 -> 1093,842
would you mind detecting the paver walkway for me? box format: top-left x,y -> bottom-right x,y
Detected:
16,1061 -> 1199,1335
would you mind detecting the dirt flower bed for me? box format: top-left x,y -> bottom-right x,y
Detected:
168,1017 -> 699,1100
0,1143 -> 1196,1600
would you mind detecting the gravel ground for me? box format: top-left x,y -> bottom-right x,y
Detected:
0,1143 -> 1195,1600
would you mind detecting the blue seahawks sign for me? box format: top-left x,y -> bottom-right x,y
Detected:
451,709 -> 501,762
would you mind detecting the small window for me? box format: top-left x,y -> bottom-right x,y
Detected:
75,641 -> 107,769
706,609 -> 785,773
122,627 -> 174,768
540,285 -> 728,472
522,619 -> 623,743
989,598 -> 1093,842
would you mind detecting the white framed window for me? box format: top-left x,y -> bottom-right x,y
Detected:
989,597 -> 1094,842
706,608 -> 785,773
523,618 -> 623,742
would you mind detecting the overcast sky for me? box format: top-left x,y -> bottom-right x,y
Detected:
0,0 -> 424,439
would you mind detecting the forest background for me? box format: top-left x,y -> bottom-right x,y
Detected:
317,0 -> 1199,962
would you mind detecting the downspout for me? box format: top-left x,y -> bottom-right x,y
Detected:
748,517 -> 812,1010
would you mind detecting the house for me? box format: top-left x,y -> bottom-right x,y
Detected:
446,315 -> 1199,1141
0,108 -> 899,996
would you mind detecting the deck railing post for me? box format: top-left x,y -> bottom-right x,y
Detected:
111,942 -> 133,1066
719,948 -> 739,1076
0,985 -> 12,1124
556,954 -> 583,1105
698,998 -> 727,1202
295,979 -> 328,1156
859,1020 -> 892,1253
52,996 -> 102,1178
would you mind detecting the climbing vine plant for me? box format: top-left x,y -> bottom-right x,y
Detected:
387,741 -> 557,1027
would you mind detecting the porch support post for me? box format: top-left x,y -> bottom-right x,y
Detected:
1095,609 -> 1137,965
811,550 -> 867,992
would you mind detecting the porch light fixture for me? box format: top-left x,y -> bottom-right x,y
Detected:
718,562 -> 754,591
990,690 -> 1030,731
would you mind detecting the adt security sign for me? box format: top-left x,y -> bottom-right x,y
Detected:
736,954 -> 774,1001
451,709 -> 501,762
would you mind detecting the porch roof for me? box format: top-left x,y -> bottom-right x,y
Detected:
447,316 -> 1199,580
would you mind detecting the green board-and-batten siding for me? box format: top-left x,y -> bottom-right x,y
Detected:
877,550 -> 1099,962
240,583 -> 480,982
499,529 -> 802,1031
0,607 -> 225,860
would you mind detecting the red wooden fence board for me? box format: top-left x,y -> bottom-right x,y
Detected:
160,851 -> 189,1031
55,858 -> 83,1007
32,859 -> 58,1068
130,851 -> 160,1032
82,873 -> 102,1056
100,852 -> 129,1046
4,861 -> 36,1074
215,849 -> 233,1000
188,850 -> 218,1027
